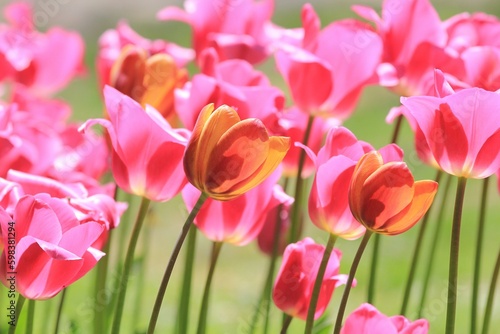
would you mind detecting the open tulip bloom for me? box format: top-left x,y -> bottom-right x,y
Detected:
3,0 -> 500,333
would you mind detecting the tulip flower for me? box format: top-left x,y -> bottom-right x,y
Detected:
183,103 -> 290,201
0,194 -> 105,300
401,87 -> 500,179
341,303 -> 429,334
80,86 -> 189,202
349,151 -> 438,235
182,170 -> 291,246
272,237 -> 348,320
106,45 -> 188,120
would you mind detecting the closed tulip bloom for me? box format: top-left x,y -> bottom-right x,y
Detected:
183,103 -> 290,201
341,303 -> 429,334
0,194 -> 105,300
401,88 -> 500,178
80,86 -> 189,202
272,238 -> 348,320
349,151 -> 438,236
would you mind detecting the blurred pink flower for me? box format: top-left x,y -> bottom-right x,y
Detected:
80,86 -> 189,201
303,127 -> 403,239
157,0 -> 276,64
0,194 -> 105,300
401,86 -> 500,178
0,2 -> 85,95
182,170 -> 290,246
275,4 -> 382,119
272,237 -> 349,320
353,0 -> 463,97
175,49 -> 284,130
341,303 -> 429,334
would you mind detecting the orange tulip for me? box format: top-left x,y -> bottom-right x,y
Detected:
109,45 -> 187,121
184,104 -> 290,201
349,151 -> 438,235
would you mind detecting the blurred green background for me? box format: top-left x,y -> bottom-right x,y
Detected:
1,0 -> 500,333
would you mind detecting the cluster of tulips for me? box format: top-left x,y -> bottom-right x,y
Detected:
1,0 -> 500,333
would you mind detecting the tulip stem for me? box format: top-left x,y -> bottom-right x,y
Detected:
445,177 -> 467,334
25,299 -> 34,334
418,174 -> 453,317
333,231 -> 373,334
481,243 -> 500,334
289,115 -> 314,243
111,196 -> 151,334
280,315 -> 293,334
305,233 -> 337,334
400,170 -> 442,315
471,177 -> 490,334
176,224 -> 198,334
54,288 -> 66,334
8,294 -> 25,334
148,192 -> 208,334
196,241 -> 223,334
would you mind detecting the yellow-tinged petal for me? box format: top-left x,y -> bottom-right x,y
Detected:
360,162 -> 414,230
218,135 -> 291,200
183,103 -> 215,188
142,53 -> 178,117
377,180 -> 438,235
205,118 -> 270,194
110,45 -> 147,100
349,151 -> 383,223
197,105 -> 241,186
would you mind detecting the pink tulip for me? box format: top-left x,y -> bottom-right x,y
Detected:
0,3 -> 84,95
303,127 -> 403,239
272,237 -> 348,320
275,4 -> 382,119
97,21 -> 193,91
182,169 -> 290,246
401,86 -> 500,178
175,49 -> 284,130
0,194 -> 105,300
270,107 -> 332,178
341,303 -> 429,334
256,186 -> 294,256
460,46 -> 500,91
157,0 -> 276,64
80,86 -> 189,201
353,0 -> 463,97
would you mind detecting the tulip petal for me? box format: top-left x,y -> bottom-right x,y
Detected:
205,118 -> 269,194
472,128 -> 500,178
349,152 -> 383,223
221,135 -> 290,199
378,180 -> 438,235
359,162 -> 414,230
142,53 -> 178,116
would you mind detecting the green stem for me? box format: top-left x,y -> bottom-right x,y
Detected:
333,231 -> 373,334
367,114 -> 404,305
481,243 -> 500,334
111,197 -> 151,334
148,193 -> 208,334
196,242 -> 223,334
288,115 -> 315,243
305,234 -> 337,334
280,315 -> 293,334
418,174 -> 453,317
176,224 -> 198,334
25,300 -> 34,334
53,289 -> 66,334
400,170 -> 443,315
445,177 -> 467,334
471,177 -> 490,334
94,230 -> 112,334
367,234 -> 379,304
8,294 -> 26,334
